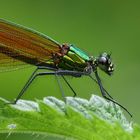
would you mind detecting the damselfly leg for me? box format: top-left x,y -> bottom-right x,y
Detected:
94,71 -> 132,117
8,67 -> 84,104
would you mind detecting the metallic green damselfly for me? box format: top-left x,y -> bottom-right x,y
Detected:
0,19 -> 132,117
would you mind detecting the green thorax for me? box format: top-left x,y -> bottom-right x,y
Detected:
58,45 -> 91,71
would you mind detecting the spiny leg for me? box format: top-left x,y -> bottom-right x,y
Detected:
9,67 -> 57,104
89,75 -> 114,99
89,74 -> 120,116
94,71 -> 132,118
62,76 -> 77,97
9,69 -> 84,104
8,67 -> 38,104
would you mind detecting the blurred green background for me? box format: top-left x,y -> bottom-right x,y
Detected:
0,0 -> 140,139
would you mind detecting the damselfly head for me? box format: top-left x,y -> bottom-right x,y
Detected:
94,52 -> 114,75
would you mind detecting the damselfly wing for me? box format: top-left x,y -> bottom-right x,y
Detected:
0,19 -> 61,72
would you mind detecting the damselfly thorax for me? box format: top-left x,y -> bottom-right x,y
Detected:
48,44 -> 94,75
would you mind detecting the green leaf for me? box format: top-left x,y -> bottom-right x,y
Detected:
0,95 -> 140,140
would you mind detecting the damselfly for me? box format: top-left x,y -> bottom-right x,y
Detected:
0,19 -> 132,117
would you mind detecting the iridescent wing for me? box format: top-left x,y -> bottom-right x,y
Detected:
0,19 -> 62,72
0,52 -> 31,72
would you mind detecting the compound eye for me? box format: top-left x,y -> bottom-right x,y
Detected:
99,56 -> 107,64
